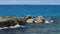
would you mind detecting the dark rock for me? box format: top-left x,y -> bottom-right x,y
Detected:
17,18 -> 26,25
25,15 -> 33,20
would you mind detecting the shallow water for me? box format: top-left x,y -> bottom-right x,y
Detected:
0,22 -> 60,34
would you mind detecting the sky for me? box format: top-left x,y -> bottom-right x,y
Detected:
0,0 -> 60,5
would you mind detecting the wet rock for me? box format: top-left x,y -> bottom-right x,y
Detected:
25,15 -> 33,20
36,16 -> 45,23
26,19 -> 34,23
2,16 -> 11,20
17,17 -> 26,25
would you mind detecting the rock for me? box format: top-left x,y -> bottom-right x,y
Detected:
36,16 -> 45,23
17,17 -> 26,25
26,19 -> 34,23
12,16 -> 17,20
0,17 -> 2,19
25,15 -> 33,20
2,16 -> 11,20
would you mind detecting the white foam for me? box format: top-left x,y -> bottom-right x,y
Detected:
10,24 -> 20,28
34,21 -> 39,23
45,20 -> 53,23
14,24 -> 20,28
45,20 -> 50,23
0,24 -> 26,30
50,20 -> 53,22
0,27 -> 9,30
3,27 -> 8,29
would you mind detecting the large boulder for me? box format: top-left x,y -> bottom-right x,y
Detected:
36,16 -> 45,23
26,19 -> 34,23
17,17 -> 26,25
25,15 -> 33,20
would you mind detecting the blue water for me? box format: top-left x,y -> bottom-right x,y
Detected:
0,5 -> 60,34
0,5 -> 60,16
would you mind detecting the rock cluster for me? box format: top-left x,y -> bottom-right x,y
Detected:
0,15 -> 45,27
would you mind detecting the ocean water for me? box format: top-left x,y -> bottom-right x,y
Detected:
0,5 -> 60,16
0,5 -> 60,34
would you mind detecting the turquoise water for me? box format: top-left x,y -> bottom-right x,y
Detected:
0,5 -> 60,34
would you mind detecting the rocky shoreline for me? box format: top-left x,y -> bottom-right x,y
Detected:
0,15 -> 53,27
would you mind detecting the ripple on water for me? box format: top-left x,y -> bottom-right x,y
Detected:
0,23 -> 60,34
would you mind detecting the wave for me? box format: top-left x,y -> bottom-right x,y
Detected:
0,24 -> 26,30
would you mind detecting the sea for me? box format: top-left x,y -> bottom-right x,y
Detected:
0,5 -> 60,34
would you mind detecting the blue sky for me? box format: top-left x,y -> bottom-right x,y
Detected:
0,0 -> 60,5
